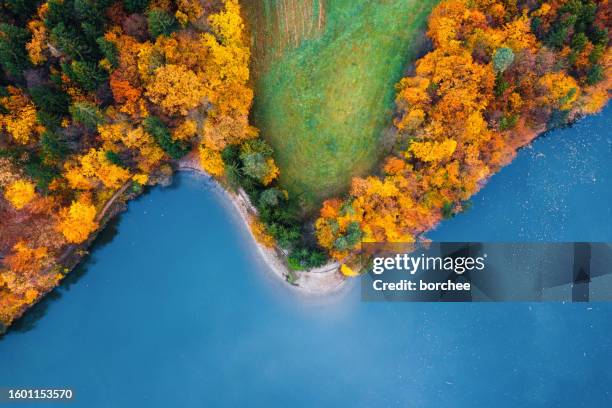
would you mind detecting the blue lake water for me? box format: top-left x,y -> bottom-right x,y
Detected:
0,105 -> 611,407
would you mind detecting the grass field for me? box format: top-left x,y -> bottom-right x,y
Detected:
243,0 -> 438,213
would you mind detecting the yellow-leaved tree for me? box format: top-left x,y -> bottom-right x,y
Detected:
0,87 -> 43,144
145,64 -> 207,116
64,149 -> 131,190
57,199 -> 99,244
4,180 -> 37,209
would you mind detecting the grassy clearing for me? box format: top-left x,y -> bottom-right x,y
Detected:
243,0 -> 438,213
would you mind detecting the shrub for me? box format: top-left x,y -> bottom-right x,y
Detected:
259,188 -> 284,208
442,201 -> 454,219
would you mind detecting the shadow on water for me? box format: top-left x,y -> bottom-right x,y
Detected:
3,290 -> 63,337
0,210 -> 127,339
0,180 -> 171,340
0,173 -> 208,340
159,171 -> 184,191
0,179 -> 173,340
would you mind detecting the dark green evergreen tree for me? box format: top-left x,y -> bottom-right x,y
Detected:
143,116 -> 189,159
69,101 -> 104,129
0,23 -> 31,78
147,9 -> 178,38
124,0 -> 149,14
63,60 -> 108,92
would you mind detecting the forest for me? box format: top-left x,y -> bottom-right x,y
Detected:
0,0 -> 305,328
0,0 -> 611,328
315,0 -> 610,273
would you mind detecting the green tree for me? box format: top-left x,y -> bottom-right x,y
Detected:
494,73 -> 510,97
69,101 -> 104,129
40,131 -> 67,163
545,15 -> 576,49
29,85 -> 71,118
143,116 -> 189,159
571,32 -> 588,52
4,0 -> 39,23
241,152 -> 269,181
50,23 -> 94,60
124,0 -> 149,13
147,9 -> 179,38
0,23 -> 31,78
23,154 -> 59,192
46,0 -> 108,61
333,222 -> 362,250
74,0 -> 110,21
221,145 -> 240,165
63,60 -> 108,92
586,64 -> 604,85
288,247 -> 327,270
105,150 -> 123,166
442,201 -> 454,219
259,188 -> 284,207
493,47 -> 515,73
344,221 -> 363,246
96,37 -> 119,68
239,139 -> 275,182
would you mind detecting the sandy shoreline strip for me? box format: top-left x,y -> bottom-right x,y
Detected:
177,154 -> 346,295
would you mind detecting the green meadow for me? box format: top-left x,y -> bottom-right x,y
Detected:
243,0 -> 438,213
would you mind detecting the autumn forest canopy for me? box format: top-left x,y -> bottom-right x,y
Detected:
0,0 -> 292,327
315,0 -> 610,271
0,0 -> 611,326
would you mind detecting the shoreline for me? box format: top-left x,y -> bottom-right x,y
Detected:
176,154 -> 347,296
1,155 -> 345,334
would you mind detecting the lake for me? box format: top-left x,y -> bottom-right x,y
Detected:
0,105 -> 611,407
